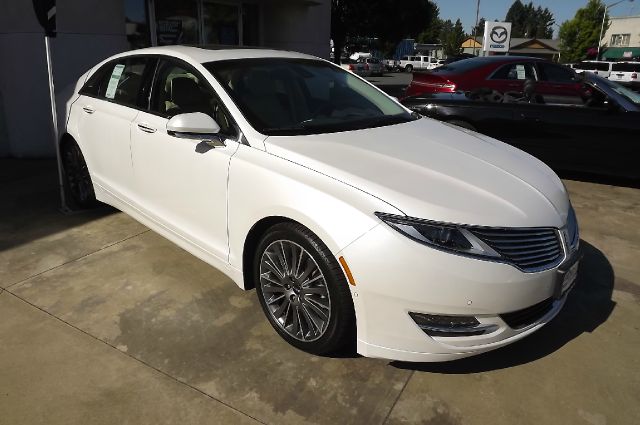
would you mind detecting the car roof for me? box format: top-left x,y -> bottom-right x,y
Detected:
109,45 -> 319,64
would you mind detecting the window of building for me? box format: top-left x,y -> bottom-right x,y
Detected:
125,0 -> 151,49
148,0 -> 261,47
610,34 -> 631,47
203,2 -> 239,45
242,3 -> 260,46
155,0 -> 200,45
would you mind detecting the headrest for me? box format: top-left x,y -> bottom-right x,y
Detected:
170,77 -> 205,106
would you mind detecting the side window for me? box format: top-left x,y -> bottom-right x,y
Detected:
539,63 -> 576,83
150,60 -> 237,138
79,63 -> 113,97
490,63 -> 536,80
101,57 -> 149,107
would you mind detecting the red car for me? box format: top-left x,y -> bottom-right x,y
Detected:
404,56 -> 583,103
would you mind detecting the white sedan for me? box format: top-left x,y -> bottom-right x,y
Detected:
61,46 -> 580,362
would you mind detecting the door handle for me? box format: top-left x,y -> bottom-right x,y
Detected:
137,123 -> 156,133
82,106 -> 95,114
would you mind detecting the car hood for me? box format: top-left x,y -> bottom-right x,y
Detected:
263,118 -> 569,228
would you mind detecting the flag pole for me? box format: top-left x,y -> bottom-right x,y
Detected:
44,34 -> 71,212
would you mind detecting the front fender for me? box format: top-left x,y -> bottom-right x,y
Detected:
227,144 -> 402,277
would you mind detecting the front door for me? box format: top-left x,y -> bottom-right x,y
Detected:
130,58 -> 240,261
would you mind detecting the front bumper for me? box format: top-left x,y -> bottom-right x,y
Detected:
339,223 -> 579,362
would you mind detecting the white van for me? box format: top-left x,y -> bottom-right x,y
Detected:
608,62 -> 640,89
399,55 -> 439,72
573,61 -> 615,78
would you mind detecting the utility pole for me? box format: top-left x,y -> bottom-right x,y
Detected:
472,0 -> 481,56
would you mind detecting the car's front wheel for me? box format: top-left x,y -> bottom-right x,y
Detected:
254,222 -> 355,355
405,64 -> 413,72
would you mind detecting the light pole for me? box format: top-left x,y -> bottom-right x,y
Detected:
597,0 -> 634,60
472,0 -> 480,56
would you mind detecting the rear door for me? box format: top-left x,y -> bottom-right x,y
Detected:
76,56 -> 153,197
535,62 -> 582,104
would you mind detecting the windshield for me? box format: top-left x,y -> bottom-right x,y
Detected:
204,58 -> 414,135
605,79 -> 640,105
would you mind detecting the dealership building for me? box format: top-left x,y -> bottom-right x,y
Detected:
0,0 -> 330,157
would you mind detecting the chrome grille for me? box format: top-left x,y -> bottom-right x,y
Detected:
470,227 -> 563,272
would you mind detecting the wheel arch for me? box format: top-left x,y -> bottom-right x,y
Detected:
242,215 -> 295,290
240,212 -> 349,291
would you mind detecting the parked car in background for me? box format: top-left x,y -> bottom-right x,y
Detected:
399,55 -> 439,72
573,61 -> 615,78
63,46 -> 580,363
340,58 -> 370,77
404,56 -> 584,104
358,57 -> 384,76
402,73 -> 640,179
383,58 -> 400,71
349,51 -> 371,61
608,61 -> 640,89
435,59 -> 446,67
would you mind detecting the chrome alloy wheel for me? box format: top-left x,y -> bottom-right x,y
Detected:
259,240 -> 332,342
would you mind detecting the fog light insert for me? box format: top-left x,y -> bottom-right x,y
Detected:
409,312 -> 498,337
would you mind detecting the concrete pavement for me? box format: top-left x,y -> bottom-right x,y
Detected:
1,160 -> 639,424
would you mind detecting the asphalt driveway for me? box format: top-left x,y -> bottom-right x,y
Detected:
1,159 -> 639,424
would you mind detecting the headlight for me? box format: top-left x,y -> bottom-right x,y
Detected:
375,212 -> 501,260
566,206 -> 579,249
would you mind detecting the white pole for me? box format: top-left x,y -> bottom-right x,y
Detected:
44,35 -> 70,212
597,5 -> 607,60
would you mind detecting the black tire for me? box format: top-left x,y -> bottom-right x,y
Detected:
61,139 -> 97,209
447,120 -> 477,131
405,64 -> 413,73
254,222 -> 355,355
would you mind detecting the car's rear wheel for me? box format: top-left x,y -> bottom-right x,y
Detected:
405,64 -> 413,72
61,139 -> 97,209
254,222 -> 355,355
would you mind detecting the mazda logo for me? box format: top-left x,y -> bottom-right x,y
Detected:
490,26 -> 508,43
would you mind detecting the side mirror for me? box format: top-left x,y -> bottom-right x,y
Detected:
167,112 -> 221,136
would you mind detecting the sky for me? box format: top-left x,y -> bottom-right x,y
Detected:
433,0 -> 640,37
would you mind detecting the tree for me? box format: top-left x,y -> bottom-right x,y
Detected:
506,0 -> 527,37
559,0 -> 609,63
472,17 -> 486,39
416,4 -> 442,44
439,18 -> 466,57
330,0 -> 367,64
505,0 -> 554,38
